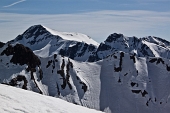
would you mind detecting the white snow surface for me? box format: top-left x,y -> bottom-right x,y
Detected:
43,25 -> 99,46
0,84 -> 103,113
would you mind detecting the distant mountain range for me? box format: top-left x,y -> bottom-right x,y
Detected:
1,25 -> 170,113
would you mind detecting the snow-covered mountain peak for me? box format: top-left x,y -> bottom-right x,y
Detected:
42,25 -> 99,46
7,25 -> 99,60
105,33 -> 124,43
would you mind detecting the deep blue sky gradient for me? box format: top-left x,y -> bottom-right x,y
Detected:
1,0 -> 170,14
0,0 -> 170,43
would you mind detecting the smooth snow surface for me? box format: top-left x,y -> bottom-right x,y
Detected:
0,84 -> 103,113
43,25 -> 99,46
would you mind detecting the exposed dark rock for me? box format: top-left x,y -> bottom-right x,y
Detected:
65,59 -> 73,89
146,101 -> 149,106
56,82 -> 60,96
141,90 -> 148,97
59,42 -> 97,60
9,75 -> 28,90
131,90 -> 141,94
80,81 -> 88,92
166,65 -> 170,71
88,55 -> 100,62
130,55 -> 136,63
105,33 -> 123,42
54,54 -> 57,59
0,42 -> 5,48
39,68 -> 43,80
156,58 -> 164,64
140,44 -> 154,57
1,44 -> 41,68
88,45 -> 96,52
131,82 -> 137,87
114,55 -> 117,59
124,73 -> 128,76
118,77 -> 121,83
57,59 -> 73,90
97,43 -> 111,51
114,52 -> 124,72
114,66 -> 122,72
149,58 -> 164,65
149,58 -> 157,63
46,60 -> 52,68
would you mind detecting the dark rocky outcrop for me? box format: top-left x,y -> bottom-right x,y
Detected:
130,55 -> 136,63
9,75 -> 28,90
60,42 -> 96,60
114,52 -> 124,72
149,58 -> 157,63
166,65 -> 170,71
131,90 -> 141,94
141,90 -> 148,97
105,33 -> 123,42
149,58 -> 164,65
57,59 -> 73,90
0,42 -> 5,48
1,44 -> 41,68
80,81 -> 87,92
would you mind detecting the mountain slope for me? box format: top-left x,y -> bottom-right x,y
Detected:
9,25 -> 98,61
1,43 -> 170,113
90,33 -> 170,61
8,25 -> 170,62
1,25 -> 170,113
0,84 -> 103,113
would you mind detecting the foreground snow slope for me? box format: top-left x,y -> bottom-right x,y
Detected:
0,84 -> 103,113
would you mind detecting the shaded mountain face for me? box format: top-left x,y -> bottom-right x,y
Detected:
1,44 -> 40,68
8,25 -> 98,61
9,25 -> 170,62
89,33 -> 170,61
0,44 -> 43,93
1,25 -> 170,113
0,42 -> 5,48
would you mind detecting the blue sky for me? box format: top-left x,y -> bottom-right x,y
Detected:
0,0 -> 170,43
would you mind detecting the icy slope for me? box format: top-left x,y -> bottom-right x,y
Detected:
9,25 -> 98,61
0,84 -> 103,113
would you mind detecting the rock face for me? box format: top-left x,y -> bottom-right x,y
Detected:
88,33 -> 170,61
1,44 -> 41,68
0,43 -> 45,94
8,25 -> 170,62
8,25 -> 98,61
0,42 -> 5,48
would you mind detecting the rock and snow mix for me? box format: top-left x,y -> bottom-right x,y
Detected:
1,25 -> 170,113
